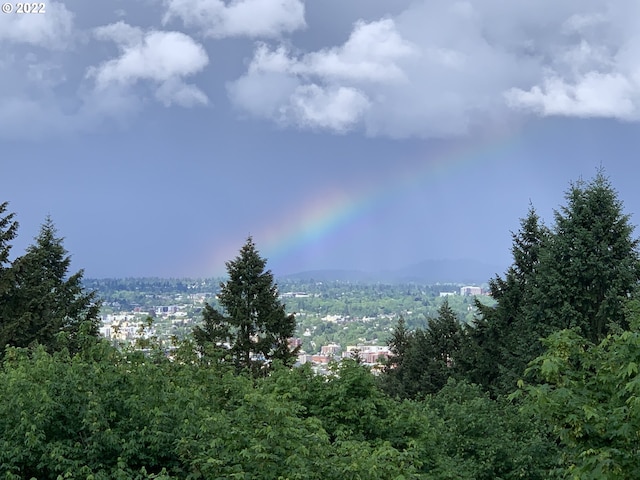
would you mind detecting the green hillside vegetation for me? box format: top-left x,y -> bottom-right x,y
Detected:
1,170 -> 640,478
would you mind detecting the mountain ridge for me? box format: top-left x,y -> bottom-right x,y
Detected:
280,258 -> 505,284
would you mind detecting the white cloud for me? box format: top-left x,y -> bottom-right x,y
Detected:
0,96 -> 74,139
227,74 -> 371,132
25,59 -> 66,88
562,12 -> 606,34
0,10 -> 211,140
0,49 -> 82,140
298,19 -> 417,83
94,21 -> 143,47
4,0 -> 640,141
228,0 -> 640,137
162,0 -> 306,38
155,77 -> 209,107
88,22 -> 209,107
248,19 -> 418,83
505,1 -> 640,122
227,71 -> 301,118
492,0 -> 640,121
227,6 -> 522,136
0,1 -> 74,49
286,84 -> 370,132
229,18 -> 418,132
505,72 -> 639,120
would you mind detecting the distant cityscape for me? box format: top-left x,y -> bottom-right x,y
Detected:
96,281 -> 489,372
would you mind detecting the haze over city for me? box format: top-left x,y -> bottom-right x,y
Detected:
3,0 -> 640,278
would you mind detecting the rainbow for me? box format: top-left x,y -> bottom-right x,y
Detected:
209,121 -> 529,276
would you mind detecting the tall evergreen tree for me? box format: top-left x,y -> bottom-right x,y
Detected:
192,302 -> 232,360
388,315 -> 411,365
463,172 -> 640,396
193,237 -> 299,374
528,172 -> 640,343
461,207 -> 549,395
379,316 -> 413,397
0,202 -> 17,266
0,202 -> 19,357
0,217 -> 101,356
419,300 -> 465,393
0,202 -> 18,294
382,301 -> 464,398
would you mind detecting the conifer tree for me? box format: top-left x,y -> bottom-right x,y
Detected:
380,316 -> 413,397
382,301 -> 464,398
0,202 -> 18,296
419,300 -> 465,393
192,302 -> 231,360
194,237 -> 298,374
464,172 -> 640,396
528,172 -> 640,343
0,217 -> 101,356
388,316 -> 411,365
461,207 -> 549,395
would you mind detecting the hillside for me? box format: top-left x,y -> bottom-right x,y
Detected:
282,258 -> 504,284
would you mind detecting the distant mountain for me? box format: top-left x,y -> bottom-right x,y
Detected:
282,269 -> 379,283
389,259 -> 505,284
281,259 -> 505,284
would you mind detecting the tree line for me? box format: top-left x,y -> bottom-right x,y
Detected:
1,169 -> 640,477
380,171 -> 640,401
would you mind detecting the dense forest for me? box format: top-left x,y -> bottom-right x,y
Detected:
1,171 -> 640,478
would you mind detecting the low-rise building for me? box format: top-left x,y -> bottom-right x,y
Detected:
460,286 -> 482,296
321,343 -> 341,356
342,345 -> 391,364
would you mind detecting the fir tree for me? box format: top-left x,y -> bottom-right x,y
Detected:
0,203 -> 18,297
380,316 -> 413,397
388,315 -> 411,365
193,237 -> 299,374
464,172 -> 640,395
382,301 -> 464,398
461,206 -> 549,395
192,302 -> 231,360
529,172 -> 640,343
0,217 -> 101,356
419,300 -> 465,393
0,202 -> 18,270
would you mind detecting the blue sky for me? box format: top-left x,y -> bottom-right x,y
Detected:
2,0 -> 640,278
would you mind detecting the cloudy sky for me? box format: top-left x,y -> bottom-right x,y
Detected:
3,0 -> 640,279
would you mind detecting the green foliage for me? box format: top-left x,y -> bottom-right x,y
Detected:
0,342 -> 176,478
518,303 -> 640,479
0,216 -> 101,358
429,380 -> 561,479
192,302 -> 231,361
528,172 -> 640,343
193,237 -> 298,374
0,202 -> 18,330
381,301 -> 465,398
388,315 -> 411,361
465,171 -> 640,396
295,360 -> 392,441
461,206 -> 549,395
419,301 -> 466,392
0,335 -> 564,479
0,201 -> 18,276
